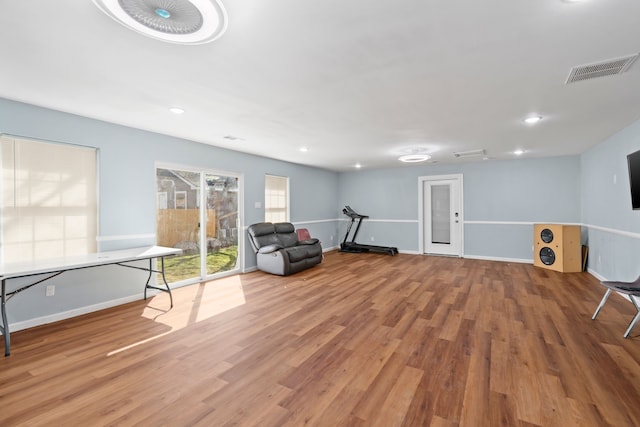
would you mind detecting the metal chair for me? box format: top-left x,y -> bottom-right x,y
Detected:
592,275 -> 640,338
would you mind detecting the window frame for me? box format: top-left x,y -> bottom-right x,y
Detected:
264,174 -> 289,223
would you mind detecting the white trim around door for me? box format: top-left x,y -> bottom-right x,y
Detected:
418,174 -> 464,256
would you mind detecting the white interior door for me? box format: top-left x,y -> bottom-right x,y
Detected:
420,175 -> 463,256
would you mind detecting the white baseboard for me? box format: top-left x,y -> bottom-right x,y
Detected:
398,249 -> 420,255
463,254 -> 532,264
587,268 -> 607,282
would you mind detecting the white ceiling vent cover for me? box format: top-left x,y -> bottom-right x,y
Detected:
453,149 -> 485,158
566,54 -> 639,84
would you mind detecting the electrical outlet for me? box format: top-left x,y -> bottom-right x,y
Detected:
330,235 -> 334,240
45,285 -> 55,296
370,236 -> 375,242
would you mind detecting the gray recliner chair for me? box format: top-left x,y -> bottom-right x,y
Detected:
247,222 -> 323,276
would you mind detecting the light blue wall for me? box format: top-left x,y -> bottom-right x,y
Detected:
581,119 -> 640,281
338,156 -> 581,260
0,98 -> 339,326
462,158 -> 580,223
4,91 -> 640,328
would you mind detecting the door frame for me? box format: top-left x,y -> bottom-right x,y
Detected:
418,174 -> 464,256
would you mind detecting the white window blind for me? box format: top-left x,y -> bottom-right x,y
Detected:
265,174 -> 288,223
1,135 -> 98,263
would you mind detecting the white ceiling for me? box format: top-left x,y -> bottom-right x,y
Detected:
1,0 -> 640,171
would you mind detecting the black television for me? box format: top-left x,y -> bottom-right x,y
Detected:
628,149 -> 640,210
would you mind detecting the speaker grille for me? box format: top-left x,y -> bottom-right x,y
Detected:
540,228 -> 554,244
539,247 -> 556,266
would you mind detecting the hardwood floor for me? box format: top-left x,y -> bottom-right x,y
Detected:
1,251 -> 640,426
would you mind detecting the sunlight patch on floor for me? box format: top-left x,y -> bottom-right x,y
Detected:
108,275 -> 247,356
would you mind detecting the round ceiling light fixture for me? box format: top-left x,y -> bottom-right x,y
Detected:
93,0 -> 228,45
398,148 -> 432,163
398,153 -> 432,163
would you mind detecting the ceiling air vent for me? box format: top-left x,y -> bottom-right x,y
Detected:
223,135 -> 244,141
453,149 -> 485,158
566,54 -> 639,84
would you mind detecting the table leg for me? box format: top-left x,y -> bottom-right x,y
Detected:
143,257 -> 173,308
1,279 -> 10,356
160,257 -> 174,308
144,258 -> 153,301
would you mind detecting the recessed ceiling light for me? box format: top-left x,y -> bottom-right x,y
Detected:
514,149 -> 525,155
398,154 -> 431,163
169,107 -> 184,114
523,116 -> 542,124
300,147 -> 309,152
354,163 -> 362,169
92,0 -> 228,45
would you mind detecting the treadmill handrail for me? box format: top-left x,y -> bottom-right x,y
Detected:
342,205 -> 369,219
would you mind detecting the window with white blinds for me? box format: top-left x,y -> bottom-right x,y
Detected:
0,135 -> 98,263
264,174 -> 289,223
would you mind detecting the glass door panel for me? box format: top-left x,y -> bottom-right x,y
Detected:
205,174 -> 239,275
431,184 -> 451,245
156,168 -> 202,283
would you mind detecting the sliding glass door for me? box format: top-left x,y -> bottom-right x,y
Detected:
156,167 -> 241,284
204,173 -> 239,275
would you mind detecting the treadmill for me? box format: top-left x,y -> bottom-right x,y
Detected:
340,206 -> 398,256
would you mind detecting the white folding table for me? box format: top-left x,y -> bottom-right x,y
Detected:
0,246 -> 181,356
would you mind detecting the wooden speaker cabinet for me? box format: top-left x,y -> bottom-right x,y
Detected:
533,224 -> 582,273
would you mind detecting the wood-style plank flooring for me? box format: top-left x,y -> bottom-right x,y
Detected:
1,251 -> 640,426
